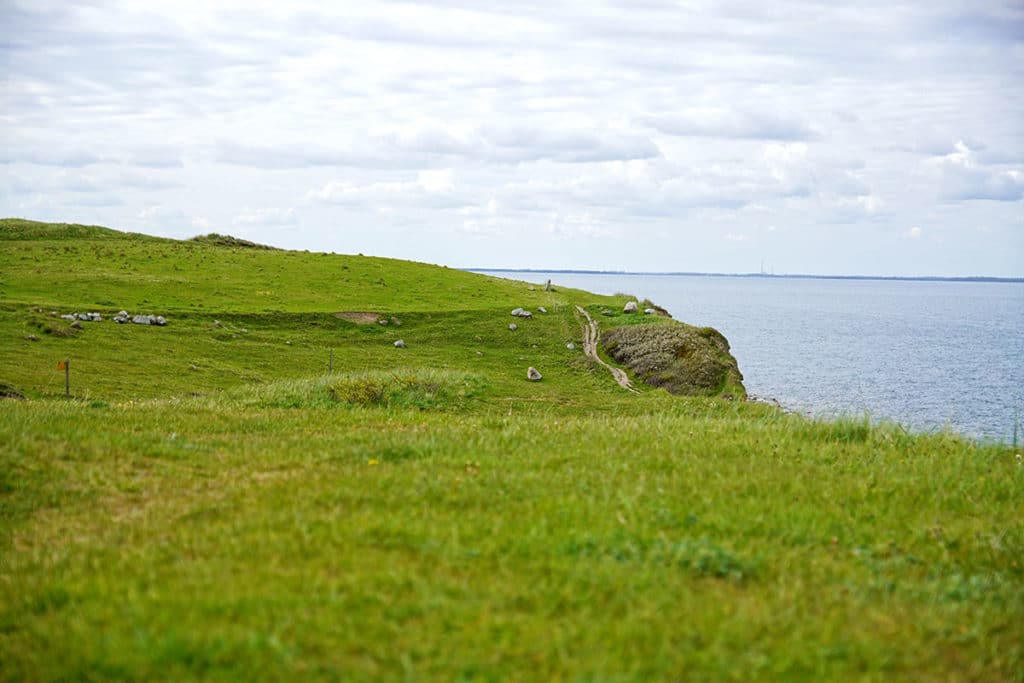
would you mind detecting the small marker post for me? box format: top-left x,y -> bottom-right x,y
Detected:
57,359 -> 69,396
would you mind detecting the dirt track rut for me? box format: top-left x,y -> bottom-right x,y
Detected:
575,306 -> 638,393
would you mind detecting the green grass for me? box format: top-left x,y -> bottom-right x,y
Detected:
1,219 -> 1022,682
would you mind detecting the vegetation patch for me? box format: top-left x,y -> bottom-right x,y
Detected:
188,233 -> 279,250
234,370 -> 486,411
602,322 -> 745,397
0,382 -> 26,400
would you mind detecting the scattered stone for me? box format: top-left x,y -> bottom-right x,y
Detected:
49,311 -> 58,317
394,339 -> 406,348
77,313 -> 90,321
118,310 -> 128,318
379,319 -> 389,325
25,334 -> 38,341
528,286 -> 535,291
240,328 -> 247,334
155,316 -> 167,326
70,321 -> 83,329
538,307 -> 547,314
566,342 -> 576,350
644,308 -> 656,315
601,309 -> 614,316
60,314 -> 76,321
113,313 -> 128,324
476,351 -> 483,356
508,323 -> 518,331
527,367 -> 543,381
285,341 -> 292,345
511,308 -> 524,317
131,315 -> 151,325
624,301 -> 639,313
190,364 -> 199,371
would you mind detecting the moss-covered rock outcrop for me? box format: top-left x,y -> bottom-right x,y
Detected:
601,322 -> 745,398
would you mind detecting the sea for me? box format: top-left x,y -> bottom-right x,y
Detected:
478,271 -> 1024,444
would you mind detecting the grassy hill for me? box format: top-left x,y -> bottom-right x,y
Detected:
1,219 -> 1021,681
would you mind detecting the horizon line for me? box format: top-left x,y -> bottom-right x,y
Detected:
467,268 -> 1024,284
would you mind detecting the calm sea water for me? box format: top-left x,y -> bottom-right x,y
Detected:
481,272 -> 1024,444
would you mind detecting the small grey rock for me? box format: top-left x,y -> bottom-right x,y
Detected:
566,342 -> 576,350
25,334 -> 38,341
155,316 -> 166,326
70,321 -> 83,329
538,307 -> 547,314
520,310 -> 533,319
644,308 -> 656,315
132,315 -> 151,325
527,367 -> 542,381
624,301 -> 638,313
78,313 -> 90,321
394,339 -> 406,348
509,323 -> 518,331
60,314 -> 76,321
511,307 -> 525,317
118,310 -> 128,318
378,319 -> 389,325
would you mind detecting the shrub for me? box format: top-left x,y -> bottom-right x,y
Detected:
601,322 -> 745,397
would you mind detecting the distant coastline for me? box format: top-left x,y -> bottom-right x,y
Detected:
469,269 -> 1024,284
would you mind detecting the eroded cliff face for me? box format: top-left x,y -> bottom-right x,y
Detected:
601,322 -> 745,398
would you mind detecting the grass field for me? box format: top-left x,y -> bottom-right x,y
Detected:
2,219 -> 1022,681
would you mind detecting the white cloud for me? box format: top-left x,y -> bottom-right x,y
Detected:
928,141 -> 1024,202
233,207 -> 297,227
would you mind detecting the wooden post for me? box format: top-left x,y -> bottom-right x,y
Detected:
58,359 -> 69,396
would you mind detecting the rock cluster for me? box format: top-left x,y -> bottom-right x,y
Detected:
511,308 -> 533,319
116,312 -> 167,325
57,310 -> 168,326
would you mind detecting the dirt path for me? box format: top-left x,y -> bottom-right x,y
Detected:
575,306 -> 639,393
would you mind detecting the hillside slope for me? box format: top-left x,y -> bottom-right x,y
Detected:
2,218 -> 673,404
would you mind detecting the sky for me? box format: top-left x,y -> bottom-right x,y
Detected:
1,1 -> 1022,276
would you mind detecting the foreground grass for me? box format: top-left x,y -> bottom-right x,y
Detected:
2,384 -> 1022,681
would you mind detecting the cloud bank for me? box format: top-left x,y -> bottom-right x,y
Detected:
1,0 -> 1021,276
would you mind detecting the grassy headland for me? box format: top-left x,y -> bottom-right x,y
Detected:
1,219 -> 1021,681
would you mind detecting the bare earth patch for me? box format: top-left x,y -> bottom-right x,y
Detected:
334,312 -> 381,324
